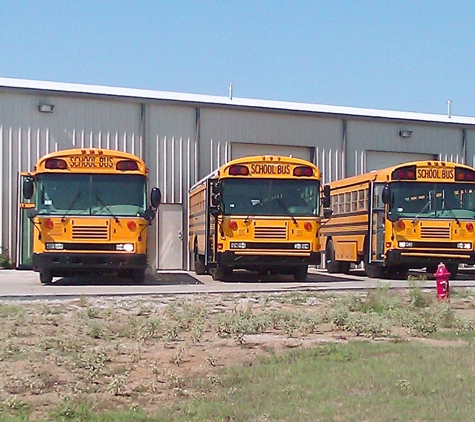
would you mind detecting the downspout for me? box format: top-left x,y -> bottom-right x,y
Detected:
140,103 -> 146,159
342,119 -> 348,178
462,128 -> 467,165
195,107 -> 201,182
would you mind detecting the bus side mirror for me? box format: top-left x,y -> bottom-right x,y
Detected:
212,181 -> 222,195
143,209 -> 156,223
23,177 -> 34,200
323,208 -> 333,219
27,208 -> 38,219
150,187 -> 161,209
382,184 -> 391,205
387,211 -> 399,222
211,181 -> 222,207
211,195 -> 221,207
322,185 -> 331,208
210,206 -> 220,217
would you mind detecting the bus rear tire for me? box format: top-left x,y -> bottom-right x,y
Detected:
293,265 -> 308,281
40,270 -> 53,284
194,244 -> 206,275
195,255 -> 206,275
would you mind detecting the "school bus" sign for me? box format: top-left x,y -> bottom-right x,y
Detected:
417,167 -> 454,181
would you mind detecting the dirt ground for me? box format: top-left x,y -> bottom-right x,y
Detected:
0,289 -> 473,418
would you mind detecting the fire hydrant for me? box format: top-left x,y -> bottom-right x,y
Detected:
434,262 -> 450,301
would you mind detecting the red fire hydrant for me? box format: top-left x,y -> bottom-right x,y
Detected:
434,262 -> 450,301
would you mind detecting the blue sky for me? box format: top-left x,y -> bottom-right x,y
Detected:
2,1 -> 474,116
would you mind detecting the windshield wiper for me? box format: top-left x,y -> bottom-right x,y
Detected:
95,195 -> 119,223
61,191 -> 81,222
243,199 -> 262,223
411,201 -> 431,224
442,207 -> 460,225
276,198 -> 298,226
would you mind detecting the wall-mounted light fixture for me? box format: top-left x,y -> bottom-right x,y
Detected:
399,130 -> 412,138
38,102 -> 55,113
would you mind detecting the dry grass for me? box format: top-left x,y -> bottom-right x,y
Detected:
0,288 -> 474,420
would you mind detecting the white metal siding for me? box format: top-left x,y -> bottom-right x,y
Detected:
346,120 -> 463,176
231,143 -> 313,161
0,92 -> 142,265
146,103 -> 196,270
199,107 -> 342,177
366,151 -> 436,172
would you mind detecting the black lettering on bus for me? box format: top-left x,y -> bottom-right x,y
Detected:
250,164 -> 292,175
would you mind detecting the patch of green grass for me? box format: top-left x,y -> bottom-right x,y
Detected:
152,341 -> 475,422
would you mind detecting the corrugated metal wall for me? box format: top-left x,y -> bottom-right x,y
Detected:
0,87 -> 473,270
200,108 -> 341,173
146,103 -> 197,269
0,92 -> 142,266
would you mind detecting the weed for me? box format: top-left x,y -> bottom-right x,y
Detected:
107,374 -> 128,396
0,247 -> 14,269
408,279 -> 430,308
76,350 -> 110,381
170,346 -> 187,366
206,348 -> 221,367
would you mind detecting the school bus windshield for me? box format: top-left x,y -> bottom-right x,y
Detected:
221,178 -> 319,216
36,174 -> 147,217
391,182 -> 475,219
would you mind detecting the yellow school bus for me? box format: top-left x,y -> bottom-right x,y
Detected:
320,160 -> 475,278
189,155 -> 328,281
22,148 -> 161,284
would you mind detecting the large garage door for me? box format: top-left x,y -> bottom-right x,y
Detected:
231,143 -> 313,162
366,151 -> 436,172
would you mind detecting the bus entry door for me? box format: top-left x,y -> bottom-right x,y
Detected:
368,182 -> 385,264
206,178 -> 218,266
17,173 -> 35,269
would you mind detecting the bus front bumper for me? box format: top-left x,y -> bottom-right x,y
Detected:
385,249 -> 475,266
216,251 -> 321,269
33,253 -> 148,275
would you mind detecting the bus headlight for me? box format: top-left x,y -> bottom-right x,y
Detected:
398,241 -> 413,248
230,242 -> 247,249
116,243 -> 134,252
294,243 -> 310,250
457,242 -> 472,250
46,243 -> 64,250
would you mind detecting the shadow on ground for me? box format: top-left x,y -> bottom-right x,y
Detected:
48,272 -> 203,286
212,270 -> 362,284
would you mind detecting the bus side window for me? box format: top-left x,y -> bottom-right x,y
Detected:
338,194 -> 344,214
332,195 -> 338,215
358,189 -> 365,210
351,191 -> 357,212
345,193 -> 351,212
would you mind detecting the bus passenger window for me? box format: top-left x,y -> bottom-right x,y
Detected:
351,191 -> 357,212
345,193 -> 351,212
358,189 -> 365,210
338,194 -> 344,213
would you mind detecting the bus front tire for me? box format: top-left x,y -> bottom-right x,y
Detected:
131,269 -> 145,283
293,265 -> 308,282
40,270 -> 53,284
446,263 -> 458,280
211,265 -> 227,281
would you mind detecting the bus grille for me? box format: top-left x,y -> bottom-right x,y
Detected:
254,226 -> 287,240
72,225 -> 109,240
420,227 -> 451,239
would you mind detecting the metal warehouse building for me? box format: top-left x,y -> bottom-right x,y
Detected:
2,76 -> 475,271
